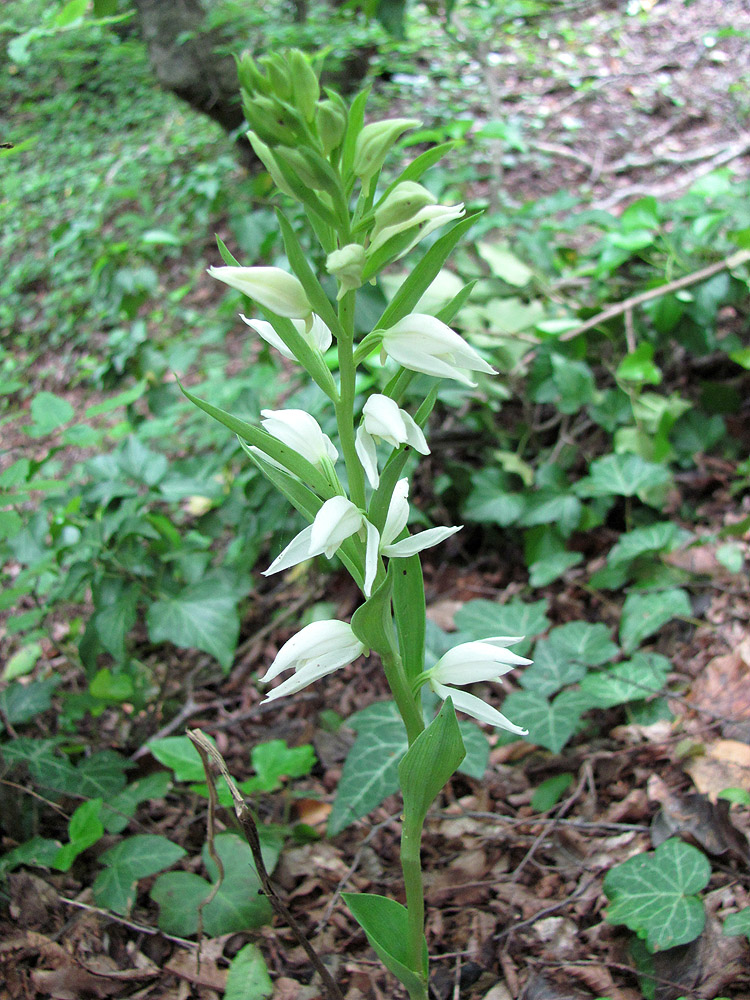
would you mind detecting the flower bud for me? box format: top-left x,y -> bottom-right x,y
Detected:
243,96 -> 296,146
316,100 -> 347,156
289,48 -> 320,123
353,118 -> 420,189
208,266 -> 311,319
326,244 -> 366,299
246,131 -> 296,199
258,53 -> 293,101
373,182 -> 436,231
237,52 -> 273,98
274,145 -> 339,195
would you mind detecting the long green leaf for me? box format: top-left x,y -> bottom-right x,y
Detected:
376,213 -> 482,330
276,212 -> 344,338
179,383 -> 332,499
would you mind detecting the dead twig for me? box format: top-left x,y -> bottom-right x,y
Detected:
187,729 -> 346,1000
520,248 -> 750,367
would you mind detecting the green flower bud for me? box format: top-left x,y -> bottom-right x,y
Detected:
243,96 -> 298,147
316,100 -> 347,156
237,52 -> 273,98
289,49 -> 320,123
274,146 -> 340,196
326,244 -> 366,299
258,53 -> 293,102
373,182 -> 436,232
352,118 -> 420,189
246,131 -> 297,199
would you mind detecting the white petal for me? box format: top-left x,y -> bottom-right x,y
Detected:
262,659 -> 342,701
241,315 -> 296,360
308,314 -> 333,353
310,496 -> 363,558
363,520 -> 380,597
355,425 -> 380,488
381,478 -> 410,548
260,620 -> 363,683
261,409 -> 338,466
381,524 -> 462,558
208,266 -> 311,318
432,641 -> 532,684
382,313 -> 496,386
399,411 -> 430,455
431,681 -> 528,736
362,394 -> 408,447
262,525 -> 314,576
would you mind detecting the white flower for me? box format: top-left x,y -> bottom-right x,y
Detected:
207,266 -> 311,319
381,314 -> 496,387
426,638 -> 531,735
259,620 -> 367,702
263,496 -> 365,577
377,479 -> 462,560
260,409 -> 338,467
369,187 -> 465,257
354,395 -> 429,488
241,314 -> 332,361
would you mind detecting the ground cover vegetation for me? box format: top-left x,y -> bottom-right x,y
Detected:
1,0 -> 750,997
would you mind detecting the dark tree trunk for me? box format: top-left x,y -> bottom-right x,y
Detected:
131,0 -> 374,165
131,0 -> 251,161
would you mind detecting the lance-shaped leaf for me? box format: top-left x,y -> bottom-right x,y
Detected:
399,698 -> 465,831
179,384 -> 333,499
342,893 -> 428,997
276,211 -> 345,338
375,213 -> 481,329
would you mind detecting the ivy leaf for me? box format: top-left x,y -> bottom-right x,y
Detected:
604,838 -> 711,951
579,652 -> 670,708
328,701 -> 405,836
147,577 -> 240,671
225,943 -> 274,1000
544,622 -> 618,667
499,689 -> 590,753
619,589 -> 691,653
94,835 -> 186,915
724,908 -> 750,942
574,453 -> 671,504
150,832 -> 280,937
607,522 -> 690,567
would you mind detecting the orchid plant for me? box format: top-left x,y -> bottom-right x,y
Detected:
185,48 -> 529,1000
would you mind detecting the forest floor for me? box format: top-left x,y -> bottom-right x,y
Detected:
3,1 -> 750,999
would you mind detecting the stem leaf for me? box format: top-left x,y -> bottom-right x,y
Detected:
342,892 -> 428,993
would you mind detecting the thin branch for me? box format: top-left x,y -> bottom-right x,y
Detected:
187,729 -> 346,1000
521,248 -> 750,363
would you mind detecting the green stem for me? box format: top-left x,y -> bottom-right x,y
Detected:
401,817 -> 428,1000
335,290 -> 367,508
380,646 -> 424,746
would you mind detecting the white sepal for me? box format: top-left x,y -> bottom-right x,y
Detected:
430,680 -> 528,736
208,266 -> 311,319
259,620 -> 367,702
381,313 -> 496,386
260,409 -> 338,467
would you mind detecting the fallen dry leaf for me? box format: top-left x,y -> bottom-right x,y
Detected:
687,644 -> 750,724
685,739 -> 750,799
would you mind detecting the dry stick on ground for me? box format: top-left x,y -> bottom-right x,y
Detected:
520,247 -> 750,369
187,729 -> 346,1000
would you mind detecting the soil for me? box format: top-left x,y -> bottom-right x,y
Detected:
2,2 -> 750,999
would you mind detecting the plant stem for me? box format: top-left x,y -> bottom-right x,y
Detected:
380,645 -> 424,746
401,816 -> 428,1000
336,290 -> 367,509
